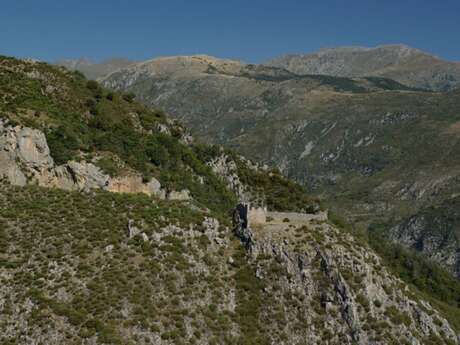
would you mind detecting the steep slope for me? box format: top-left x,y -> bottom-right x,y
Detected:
1,55 -> 321,213
101,55 -> 460,279
2,55 -> 460,344
1,183 -> 460,345
266,44 -> 460,91
56,57 -> 135,80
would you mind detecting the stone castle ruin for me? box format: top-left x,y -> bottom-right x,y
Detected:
240,202 -> 328,228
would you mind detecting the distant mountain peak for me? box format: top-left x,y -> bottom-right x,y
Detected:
266,44 -> 460,91
55,57 -> 135,79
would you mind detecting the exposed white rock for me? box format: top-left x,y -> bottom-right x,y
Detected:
0,119 -> 187,199
65,161 -> 109,191
207,153 -> 250,201
127,220 -> 142,239
107,175 -> 166,199
299,141 -> 315,159
166,189 -> 191,201
105,244 -> 114,252
141,233 -> 149,242
16,127 -> 54,169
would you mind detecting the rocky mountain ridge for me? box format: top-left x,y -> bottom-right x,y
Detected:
266,44 -> 460,91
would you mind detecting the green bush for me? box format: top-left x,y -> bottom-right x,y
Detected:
45,126 -> 81,165
86,80 -> 99,90
123,92 -> 136,103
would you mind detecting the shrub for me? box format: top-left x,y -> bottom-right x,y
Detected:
123,92 -> 136,103
86,80 -> 99,90
373,299 -> 382,308
45,126 -> 80,165
106,92 -> 115,101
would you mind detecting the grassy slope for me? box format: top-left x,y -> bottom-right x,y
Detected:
330,212 -> 460,331
0,184 -> 269,345
1,184 -> 459,345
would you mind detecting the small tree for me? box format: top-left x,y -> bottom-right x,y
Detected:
123,92 -> 136,103
86,80 -> 99,90
106,92 -> 115,101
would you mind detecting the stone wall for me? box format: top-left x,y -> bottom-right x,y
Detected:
248,207 -> 267,226
248,206 -> 328,226
267,211 -> 328,223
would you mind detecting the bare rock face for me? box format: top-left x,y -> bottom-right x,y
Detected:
207,153 -> 270,206
0,119 -> 178,199
0,120 -> 109,191
65,161 -> 109,191
166,189 -> 191,201
107,175 -> 165,199
16,127 -> 54,170
0,121 -> 53,186
208,154 -> 248,200
389,212 -> 460,279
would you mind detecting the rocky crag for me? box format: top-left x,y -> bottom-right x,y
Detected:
236,214 -> 460,344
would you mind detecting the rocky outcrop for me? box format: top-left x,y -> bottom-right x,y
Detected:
207,153 -> 249,201
107,175 -> 165,198
389,209 -> 460,279
166,189 -> 191,201
0,119 -> 181,200
0,119 -> 108,191
236,214 -> 460,344
0,121 -> 49,186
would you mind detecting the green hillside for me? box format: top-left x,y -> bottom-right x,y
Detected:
1,55 -> 460,344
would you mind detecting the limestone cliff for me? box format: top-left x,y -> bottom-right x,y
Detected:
0,119 -> 170,199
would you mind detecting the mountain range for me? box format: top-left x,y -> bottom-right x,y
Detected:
89,48 -> 460,281
58,45 -> 460,91
266,44 -> 460,91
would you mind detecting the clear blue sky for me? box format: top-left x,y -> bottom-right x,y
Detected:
1,0 -> 459,63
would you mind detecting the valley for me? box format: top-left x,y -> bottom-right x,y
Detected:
96,53 -> 460,280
